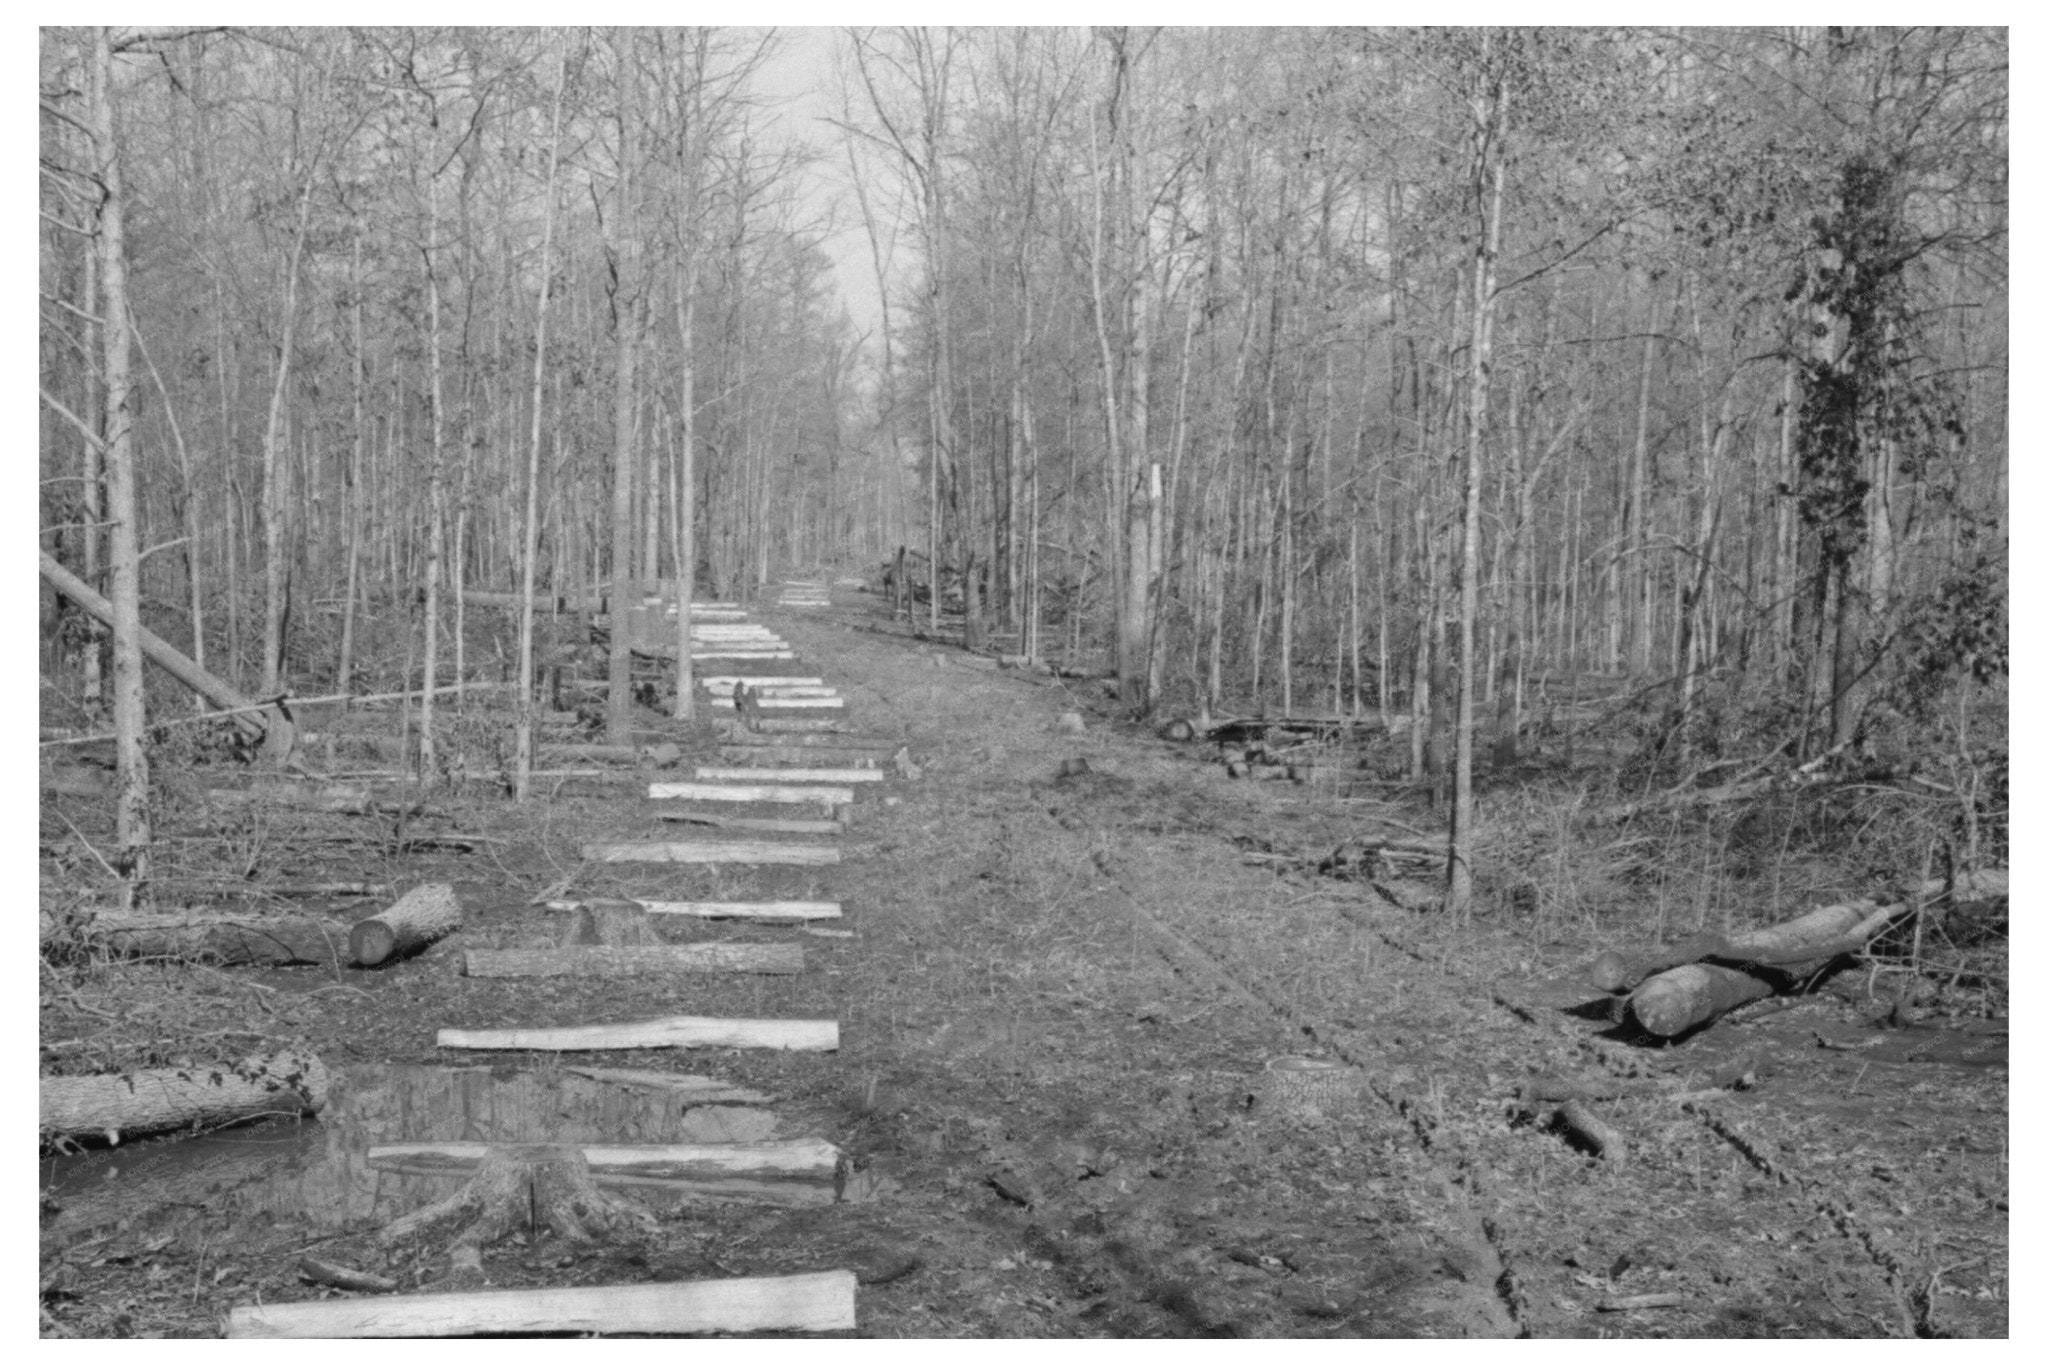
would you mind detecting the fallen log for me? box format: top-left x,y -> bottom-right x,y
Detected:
548,898 -> 843,923
40,1049 -> 329,1143
1621,874 -> 2006,1037
715,747 -> 888,768
659,812 -> 846,836
204,782 -> 425,817
751,718 -> 852,733
651,781 -> 856,805
699,675 -> 826,690
50,907 -> 351,966
40,550 -> 291,761
350,882 -> 464,968
226,1269 -> 858,1339
436,1015 -> 838,1052
559,1067 -> 771,1103
1596,871 -> 2008,998
367,1136 -> 842,1203
461,944 -> 804,978
581,840 -> 841,867
1552,1100 -> 1628,1165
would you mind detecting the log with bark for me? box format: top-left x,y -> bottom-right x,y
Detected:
49,907 -> 352,966
717,725 -> 901,752
436,1015 -> 838,1052
202,780 -> 427,817
580,840 -> 841,867
1618,872 -> 2007,1037
226,1269 -> 857,1339
41,1049 -> 329,1144
461,944 -> 804,978
350,882 -> 463,967
367,1136 -> 842,1204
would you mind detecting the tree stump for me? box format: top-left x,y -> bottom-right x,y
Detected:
557,899 -> 665,948
377,1144 -> 653,1252
1256,1056 -> 1367,1124
349,882 -> 463,967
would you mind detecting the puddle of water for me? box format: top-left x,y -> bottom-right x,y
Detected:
44,1064 -> 793,1240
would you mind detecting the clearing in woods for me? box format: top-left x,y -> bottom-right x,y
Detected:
38,589 -> 2008,1338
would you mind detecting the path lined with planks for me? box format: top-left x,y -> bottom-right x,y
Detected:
233,580 -> 907,1336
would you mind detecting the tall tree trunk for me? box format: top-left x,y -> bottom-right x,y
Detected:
91,26 -> 150,902
606,28 -> 643,743
259,176 -> 317,698
1447,41 -> 1508,918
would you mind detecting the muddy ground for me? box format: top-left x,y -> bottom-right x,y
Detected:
38,588 -> 2009,1338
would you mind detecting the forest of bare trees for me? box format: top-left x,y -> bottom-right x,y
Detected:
41,26 -> 2006,907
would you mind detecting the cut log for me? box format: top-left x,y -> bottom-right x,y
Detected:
436,1015 -> 838,1052
716,747 -> 887,768
52,907 -> 351,966
40,1049 -> 329,1143
461,944 -> 804,978
751,718 -> 851,733
559,1068 -> 771,1104
691,650 -> 798,661
225,1270 -> 857,1339
548,898 -> 842,923
651,781 -> 856,805
1627,964 -> 1779,1039
699,675 -> 825,690
694,767 -> 884,785
581,841 -> 841,867
1552,1099 -> 1628,1164
659,812 -> 846,836
368,1136 -> 842,1203
350,882 -> 463,967
718,726 -> 900,751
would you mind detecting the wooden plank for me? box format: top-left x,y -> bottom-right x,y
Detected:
461,943 -> 804,978
716,695 -> 846,709
651,781 -> 855,805
716,747 -> 886,768
699,676 -> 825,689
548,898 -> 841,922
581,840 -> 840,866
558,1067 -> 771,1102
436,1014 -> 839,1052
696,766 -> 886,784
226,1269 -> 856,1338
694,650 -> 798,661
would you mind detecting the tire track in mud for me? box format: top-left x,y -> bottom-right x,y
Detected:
1025,794 -> 1524,1339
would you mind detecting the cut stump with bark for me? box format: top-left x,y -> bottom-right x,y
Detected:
41,1049 -> 329,1144
1256,1056 -> 1367,1124
374,1143 -> 654,1252
225,1269 -> 858,1339
350,882 -> 463,967
557,899 -> 665,947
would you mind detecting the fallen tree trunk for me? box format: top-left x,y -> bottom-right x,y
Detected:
225,1269 -> 857,1339
461,944 -> 804,978
1623,872 -> 2007,1037
49,907 -> 351,966
436,1015 -> 838,1052
40,550 -> 290,760
580,840 -> 841,867
40,1049 -> 329,1143
204,782 -> 425,817
350,882 -> 463,967
546,898 -> 842,923
367,1136 -> 842,1202
650,781 -> 857,805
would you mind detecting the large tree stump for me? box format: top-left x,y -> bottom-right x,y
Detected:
557,899 -> 665,947
350,882 -> 463,967
1256,1056 -> 1367,1124
375,1143 -> 654,1251
40,1049 -> 329,1144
